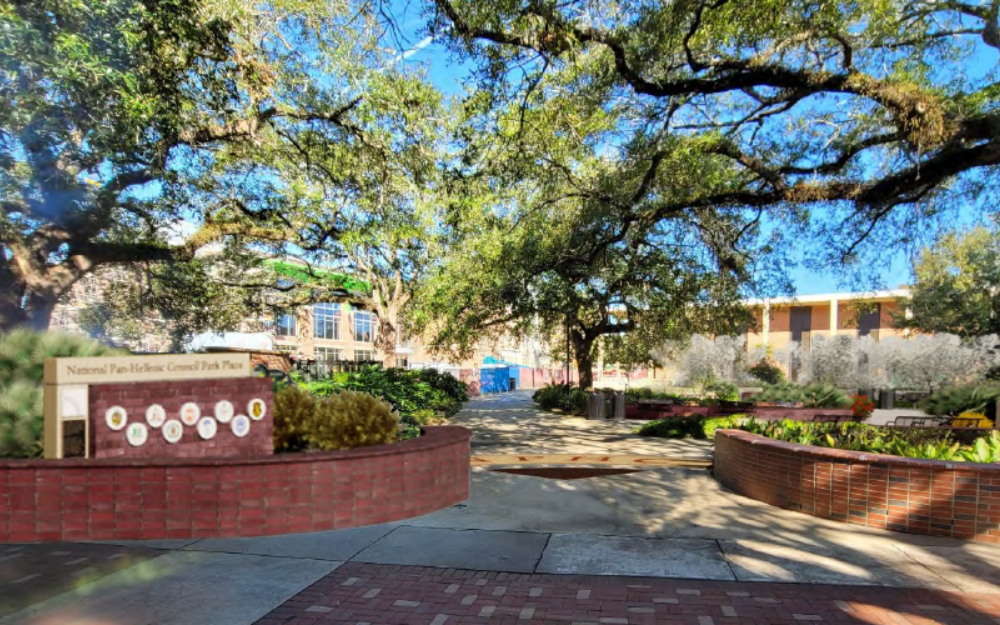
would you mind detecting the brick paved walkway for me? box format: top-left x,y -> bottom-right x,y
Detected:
256,562 -> 1000,625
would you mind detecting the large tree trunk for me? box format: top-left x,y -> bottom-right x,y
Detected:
23,293 -> 57,331
376,316 -> 398,369
571,330 -> 596,390
0,262 -> 28,331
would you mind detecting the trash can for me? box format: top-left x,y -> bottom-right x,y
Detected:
879,388 -> 895,410
587,392 -> 606,420
612,392 -> 626,420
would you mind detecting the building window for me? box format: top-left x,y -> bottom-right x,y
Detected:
275,313 -> 296,337
354,349 -> 374,362
316,347 -> 342,362
354,311 -> 375,343
314,303 -> 341,340
275,344 -> 297,354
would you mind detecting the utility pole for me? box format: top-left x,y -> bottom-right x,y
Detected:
565,318 -> 571,386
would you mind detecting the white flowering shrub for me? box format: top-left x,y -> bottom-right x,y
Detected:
879,334 -> 1000,392
653,335 -> 747,386
773,332 -> 1000,392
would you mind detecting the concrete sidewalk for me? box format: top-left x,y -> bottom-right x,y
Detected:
452,390 -> 713,458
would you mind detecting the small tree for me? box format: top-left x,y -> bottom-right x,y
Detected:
879,334 -> 998,393
654,335 -> 747,388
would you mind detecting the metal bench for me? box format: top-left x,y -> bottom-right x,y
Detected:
812,414 -> 853,424
717,400 -> 757,415
888,416 -> 936,427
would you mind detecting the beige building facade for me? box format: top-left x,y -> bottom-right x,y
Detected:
745,289 -> 912,355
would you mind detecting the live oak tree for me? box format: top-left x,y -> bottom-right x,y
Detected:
0,0 -> 437,331
424,0 -> 1000,277
410,10 -> 773,388
412,85 -> 760,388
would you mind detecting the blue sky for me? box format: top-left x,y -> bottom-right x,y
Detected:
387,4 -> 998,297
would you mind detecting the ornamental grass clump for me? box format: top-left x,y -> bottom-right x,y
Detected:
308,390 -> 399,451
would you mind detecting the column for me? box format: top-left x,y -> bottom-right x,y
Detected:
830,298 -> 838,336
762,300 -> 770,346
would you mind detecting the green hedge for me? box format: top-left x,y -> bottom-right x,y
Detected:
298,366 -> 468,427
635,415 -> 740,440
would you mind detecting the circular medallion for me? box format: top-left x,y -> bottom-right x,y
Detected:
105,406 -> 128,431
146,404 -> 166,429
126,422 -> 148,447
214,400 -> 235,423
197,416 -> 218,440
180,402 -> 201,426
163,419 -> 183,444
231,415 -> 251,438
247,398 -> 267,421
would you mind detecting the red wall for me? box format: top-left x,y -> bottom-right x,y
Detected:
715,430 -> 1000,543
90,378 -> 274,459
0,426 -> 471,542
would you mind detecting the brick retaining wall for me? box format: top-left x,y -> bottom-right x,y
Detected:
0,426 -> 471,542
715,430 -> 1000,543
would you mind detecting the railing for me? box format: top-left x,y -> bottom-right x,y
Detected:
293,358 -> 383,379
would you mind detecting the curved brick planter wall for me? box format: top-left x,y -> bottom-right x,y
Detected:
626,405 -> 851,421
715,430 -> 1000,543
0,426 -> 471,542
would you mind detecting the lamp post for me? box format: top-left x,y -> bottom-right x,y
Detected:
565,318 -> 571,386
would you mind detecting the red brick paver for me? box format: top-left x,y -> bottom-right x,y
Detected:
256,562 -> 1000,625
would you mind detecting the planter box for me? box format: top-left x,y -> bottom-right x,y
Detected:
715,429 -> 1000,544
624,403 -> 850,422
0,426 -> 472,542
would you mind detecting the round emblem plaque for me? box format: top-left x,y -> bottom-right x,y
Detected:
105,406 -> 128,431
214,400 -> 234,423
197,416 -> 218,440
146,404 -> 166,429
231,415 -> 251,438
126,423 -> 148,447
180,402 -> 201,426
163,419 -> 183,444
247,398 -> 267,421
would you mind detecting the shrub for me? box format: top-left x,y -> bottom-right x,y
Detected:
0,381 -> 44,458
308,390 -> 399,451
705,380 -> 739,402
918,382 -> 1000,417
735,418 -> 1000,462
532,383 -> 588,415
747,359 -> 784,385
636,414 -> 705,439
851,394 -> 875,421
755,382 -> 849,408
416,368 -> 470,404
409,408 -> 443,426
961,431 -> 1000,463
0,330 -> 124,458
300,365 -> 468,422
956,411 -> 993,428
701,416 -> 739,439
272,384 -> 318,453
